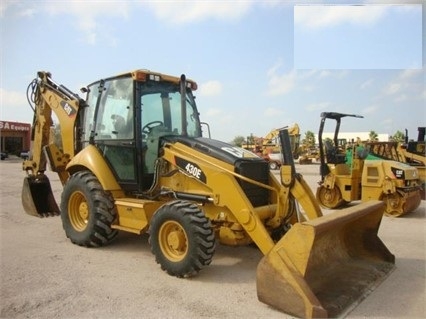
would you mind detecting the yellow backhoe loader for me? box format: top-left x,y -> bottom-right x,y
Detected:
242,124 -> 301,170
22,71 -> 395,318
316,112 -> 422,217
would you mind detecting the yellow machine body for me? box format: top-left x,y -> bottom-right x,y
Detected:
22,71 -> 395,318
316,112 -> 422,217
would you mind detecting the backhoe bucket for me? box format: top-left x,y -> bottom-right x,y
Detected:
22,174 -> 60,217
257,200 -> 394,318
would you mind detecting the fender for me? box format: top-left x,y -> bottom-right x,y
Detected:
66,144 -> 123,193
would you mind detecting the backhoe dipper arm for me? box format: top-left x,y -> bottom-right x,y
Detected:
22,71 -> 85,217
23,71 -> 84,182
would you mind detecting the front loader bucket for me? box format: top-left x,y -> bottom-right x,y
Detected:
22,174 -> 60,217
257,200 -> 395,318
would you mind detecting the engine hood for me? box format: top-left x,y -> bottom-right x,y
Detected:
162,136 -> 265,166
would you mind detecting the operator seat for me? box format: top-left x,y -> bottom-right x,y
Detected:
324,140 -> 346,164
356,146 -> 370,160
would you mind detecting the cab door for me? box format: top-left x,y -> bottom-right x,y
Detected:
90,76 -> 139,192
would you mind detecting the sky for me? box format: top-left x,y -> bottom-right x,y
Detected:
1,0 -> 425,143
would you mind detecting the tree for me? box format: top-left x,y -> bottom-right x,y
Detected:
231,135 -> 245,147
391,130 -> 405,142
302,131 -> 316,147
369,130 -> 378,141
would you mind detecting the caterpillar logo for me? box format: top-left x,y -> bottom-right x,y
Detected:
60,101 -> 77,117
391,167 -> 405,179
175,157 -> 207,183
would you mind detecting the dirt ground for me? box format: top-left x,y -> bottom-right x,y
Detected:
1,157 -> 425,319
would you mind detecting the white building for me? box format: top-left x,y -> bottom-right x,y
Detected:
315,132 -> 390,143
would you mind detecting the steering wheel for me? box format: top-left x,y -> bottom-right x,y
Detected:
142,121 -> 164,135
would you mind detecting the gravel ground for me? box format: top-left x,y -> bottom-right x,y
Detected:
1,157 -> 424,319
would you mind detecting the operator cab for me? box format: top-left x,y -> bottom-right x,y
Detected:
82,70 -> 202,193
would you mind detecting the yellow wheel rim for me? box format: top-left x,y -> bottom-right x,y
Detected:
68,191 -> 89,231
158,221 -> 188,262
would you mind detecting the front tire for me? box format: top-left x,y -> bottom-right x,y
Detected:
60,171 -> 118,247
149,200 -> 216,278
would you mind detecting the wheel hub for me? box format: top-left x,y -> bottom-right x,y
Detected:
78,202 -> 89,221
68,191 -> 89,231
324,190 -> 335,202
167,230 -> 186,251
159,221 -> 188,261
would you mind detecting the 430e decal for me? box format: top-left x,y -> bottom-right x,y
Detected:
175,157 -> 207,183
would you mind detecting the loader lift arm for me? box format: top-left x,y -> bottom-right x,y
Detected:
278,129 -> 322,222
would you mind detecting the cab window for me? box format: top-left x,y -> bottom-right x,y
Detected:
96,77 -> 134,140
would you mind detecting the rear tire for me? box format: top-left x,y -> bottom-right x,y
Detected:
60,171 -> 118,247
149,200 -> 215,278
